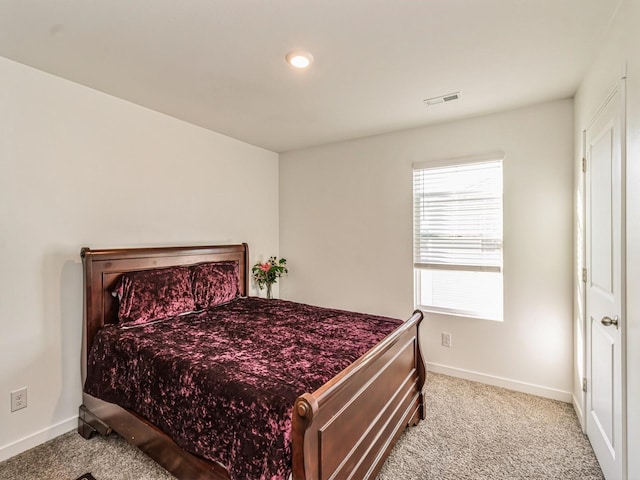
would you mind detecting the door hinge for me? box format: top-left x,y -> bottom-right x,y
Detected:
582,157 -> 586,173
582,378 -> 587,393
582,268 -> 587,283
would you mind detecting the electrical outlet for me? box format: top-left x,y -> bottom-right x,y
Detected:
441,332 -> 452,348
11,387 -> 27,412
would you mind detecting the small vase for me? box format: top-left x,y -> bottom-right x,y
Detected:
265,283 -> 273,299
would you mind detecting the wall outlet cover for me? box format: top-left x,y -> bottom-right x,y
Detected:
11,387 -> 27,412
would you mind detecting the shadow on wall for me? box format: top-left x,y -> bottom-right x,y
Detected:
48,250 -> 84,424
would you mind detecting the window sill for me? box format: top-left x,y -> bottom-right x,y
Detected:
416,305 -> 503,322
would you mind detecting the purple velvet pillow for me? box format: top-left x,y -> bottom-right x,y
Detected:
113,265 -> 196,326
190,261 -> 240,309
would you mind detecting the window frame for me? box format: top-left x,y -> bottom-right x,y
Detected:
413,153 -> 504,321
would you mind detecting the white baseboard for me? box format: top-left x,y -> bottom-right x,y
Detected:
427,362 -> 572,403
0,416 -> 77,463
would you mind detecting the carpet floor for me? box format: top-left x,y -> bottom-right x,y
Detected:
0,373 -> 603,480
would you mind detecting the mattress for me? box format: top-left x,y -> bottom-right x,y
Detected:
84,297 -> 402,479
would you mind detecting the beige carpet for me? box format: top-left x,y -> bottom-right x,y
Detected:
0,373 -> 602,480
378,373 -> 603,480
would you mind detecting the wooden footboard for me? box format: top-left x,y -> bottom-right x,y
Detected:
292,310 -> 424,480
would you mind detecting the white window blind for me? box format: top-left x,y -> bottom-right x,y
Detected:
413,159 -> 503,320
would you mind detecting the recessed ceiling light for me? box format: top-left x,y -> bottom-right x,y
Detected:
286,51 -> 313,69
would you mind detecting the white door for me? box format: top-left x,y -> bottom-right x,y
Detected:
585,83 -> 625,480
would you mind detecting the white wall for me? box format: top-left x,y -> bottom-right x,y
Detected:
0,56 -> 279,461
280,99 -> 574,401
573,0 -> 640,476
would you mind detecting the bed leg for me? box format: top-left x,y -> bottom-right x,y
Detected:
78,405 -> 111,439
406,390 -> 426,428
418,390 -> 426,421
78,416 -> 95,439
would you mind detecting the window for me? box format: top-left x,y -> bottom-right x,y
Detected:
413,157 -> 503,320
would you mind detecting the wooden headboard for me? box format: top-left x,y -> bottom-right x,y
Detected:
81,243 -> 249,361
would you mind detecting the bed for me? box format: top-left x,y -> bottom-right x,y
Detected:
78,243 -> 425,480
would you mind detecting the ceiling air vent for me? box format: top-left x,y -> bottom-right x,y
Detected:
424,92 -> 461,106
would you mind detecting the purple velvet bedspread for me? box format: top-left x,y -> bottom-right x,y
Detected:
84,297 -> 403,480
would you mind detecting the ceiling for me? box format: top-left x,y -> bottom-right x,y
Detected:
0,1 -> 621,153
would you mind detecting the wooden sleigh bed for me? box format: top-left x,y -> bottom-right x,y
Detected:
78,243 -> 425,480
